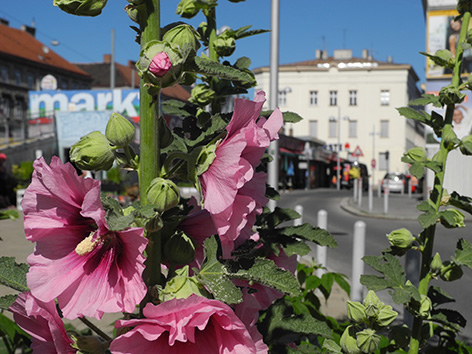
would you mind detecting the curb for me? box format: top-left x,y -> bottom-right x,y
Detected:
339,197 -> 419,221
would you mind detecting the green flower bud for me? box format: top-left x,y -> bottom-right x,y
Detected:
145,214 -> 164,233
430,252 -> 442,274
164,232 -> 196,265
377,304 -> 398,327
163,24 -> 201,52
72,335 -> 109,353
440,261 -> 463,281
340,326 -> 361,354
214,31 -> 236,57
363,290 -> 381,318
53,0 -> 108,16
70,131 -> 114,171
419,295 -> 432,318
189,84 -> 216,106
176,0 -> 200,18
387,228 -> 415,249
106,113 -> 135,147
196,144 -> 217,175
347,301 -> 367,323
356,329 -> 381,354
125,4 -> 144,24
146,178 -> 180,213
161,266 -> 210,301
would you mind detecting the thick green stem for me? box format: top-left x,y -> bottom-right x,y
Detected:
408,11 -> 471,354
138,0 -> 163,298
205,8 -> 222,113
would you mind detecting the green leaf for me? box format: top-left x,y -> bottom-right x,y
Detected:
428,286 -> 455,307
449,191 -> 472,215
261,110 -> 303,123
233,56 -> 251,70
0,294 -> 18,310
360,274 -> 394,291
101,194 -> 134,231
262,300 -> 333,343
196,237 -> 242,304
409,94 -> 442,108
322,338 -> 343,354
260,207 -> 301,228
396,107 -> 430,124
417,210 -> 439,228
282,241 -> 311,257
460,134 -> 472,155
280,224 -> 337,248
0,257 -> 29,292
188,56 -> 254,82
430,308 -> 466,331
334,273 -> 351,296
161,99 -> 197,118
407,162 -> 425,179
420,50 -> 454,69
453,238 -> 472,269
0,312 -> 30,350
226,258 -> 301,297
439,209 -> 465,228
0,209 -> 19,220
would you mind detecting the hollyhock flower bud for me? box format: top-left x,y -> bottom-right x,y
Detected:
146,177 -> 180,212
419,295 -> 432,318
340,326 -> 361,354
164,232 -> 196,265
106,113 -> 135,147
347,301 -> 367,323
190,84 -> 216,106
430,252 -> 442,274
149,52 -> 172,77
163,24 -> 200,51
214,31 -> 236,57
70,131 -> 115,171
386,228 -> 415,249
356,329 -> 381,353
377,304 -> 398,327
176,0 -> 200,18
53,0 -> 108,16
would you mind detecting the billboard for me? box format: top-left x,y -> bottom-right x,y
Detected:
426,9 -> 472,78
29,89 -> 140,120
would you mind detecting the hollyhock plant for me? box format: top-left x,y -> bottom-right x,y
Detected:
149,51 -> 172,77
10,292 -> 75,353
110,294 -> 258,354
22,156 -> 148,320
199,91 -> 283,255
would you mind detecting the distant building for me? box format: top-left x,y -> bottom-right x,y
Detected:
254,49 -> 424,185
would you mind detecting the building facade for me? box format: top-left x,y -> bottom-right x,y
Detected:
254,49 -> 424,186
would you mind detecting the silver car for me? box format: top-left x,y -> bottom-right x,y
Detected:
381,173 -> 407,193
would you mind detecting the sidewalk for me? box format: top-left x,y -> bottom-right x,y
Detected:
340,190 -> 423,220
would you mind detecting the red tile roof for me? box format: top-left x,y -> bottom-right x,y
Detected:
0,23 -> 90,77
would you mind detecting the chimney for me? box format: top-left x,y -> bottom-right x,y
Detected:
0,18 -> 9,26
387,55 -> 393,63
21,24 -> 36,37
333,49 -> 352,60
315,49 -> 322,59
362,49 -> 368,59
104,54 -> 111,63
322,49 -> 328,60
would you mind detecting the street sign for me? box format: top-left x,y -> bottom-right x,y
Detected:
352,145 -> 364,157
371,158 -> 376,168
344,142 -> 350,150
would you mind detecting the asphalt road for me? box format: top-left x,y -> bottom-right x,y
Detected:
278,188 -> 472,342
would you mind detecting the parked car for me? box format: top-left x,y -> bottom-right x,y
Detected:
381,172 -> 409,193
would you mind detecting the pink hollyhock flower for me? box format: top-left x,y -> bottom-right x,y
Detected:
10,292 -> 75,353
110,294 -> 258,354
199,91 -> 283,256
22,157 -> 148,320
149,52 -> 172,77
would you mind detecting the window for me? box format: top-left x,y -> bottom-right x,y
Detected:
380,90 -> 390,106
329,119 -> 337,138
13,99 -> 25,119
0,67 -> 7,83
15,70 -> 22,86
309,120 -> 318,137
379,152 -> 390,171
349,90 -> 357,106
329,91 -> 337,106
27,73 -> 35,89
380,120 -> 389,138
1,96 -> 12,118
309,91 -> 318,106
349,120 -> 357,138
278,91 -> 287,107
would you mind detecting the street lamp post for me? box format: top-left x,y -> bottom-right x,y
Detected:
330,107 -> 349,191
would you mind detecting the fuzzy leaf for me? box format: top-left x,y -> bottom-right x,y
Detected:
0,257 -> 29,292
260,207 -> 301,228
0,209 -> 19,220
197,237 -> 242,304
397,107 -> 430,124
421,50 -> 454,68
188,56 -> 254,82
430,308 -> 466,331
282,241 -> 311,257
453,238 -> 472,269
101,194 -> 134,231
449,191 -> 472,214
0,294 -> 18,310
261,110 -> 303,123
428,286 -> 455,307
418,210 -> 439,229
409,94 -> 442,108
227,258 -> 301,297
280,224 -> 337,248
439,209 -> 465,228
460,134 -> 472,155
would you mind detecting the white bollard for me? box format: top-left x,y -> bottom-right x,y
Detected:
351,220 -> 366,302
368,182 -> 373,212
353,179 -> 358,201
384,184 -> 389,214
316,210 -> 328,278
378,179 -> 382,198
294,205 -> 303,226
358,179 -> 363,207
408,179 -> 412,198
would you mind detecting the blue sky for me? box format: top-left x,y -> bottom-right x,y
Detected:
1,1 -> 427,83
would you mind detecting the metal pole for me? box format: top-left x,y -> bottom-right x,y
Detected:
368,181 -> 373,212
336,106 -> 341,191
294,205 -> 303,226
316,209 -> 328,278
358,179 -> 363,206
408,179 -> 412,198
351,220 -> 366,301
353,176 -> 358,200
384,183 -> 389,214
267,0 -> 279,211
111,29 -> 115,90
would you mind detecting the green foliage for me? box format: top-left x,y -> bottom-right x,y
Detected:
452,238 -> 472,269
0,313 -> 31,354
261,110 -> 304,123
0,210 -> 19,220
0,257 -> 29,293
0,295 -> 17,311
100,194 -> 135,231
12,161 -> 34,189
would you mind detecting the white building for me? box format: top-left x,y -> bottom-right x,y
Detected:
254,49 -> 424,186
